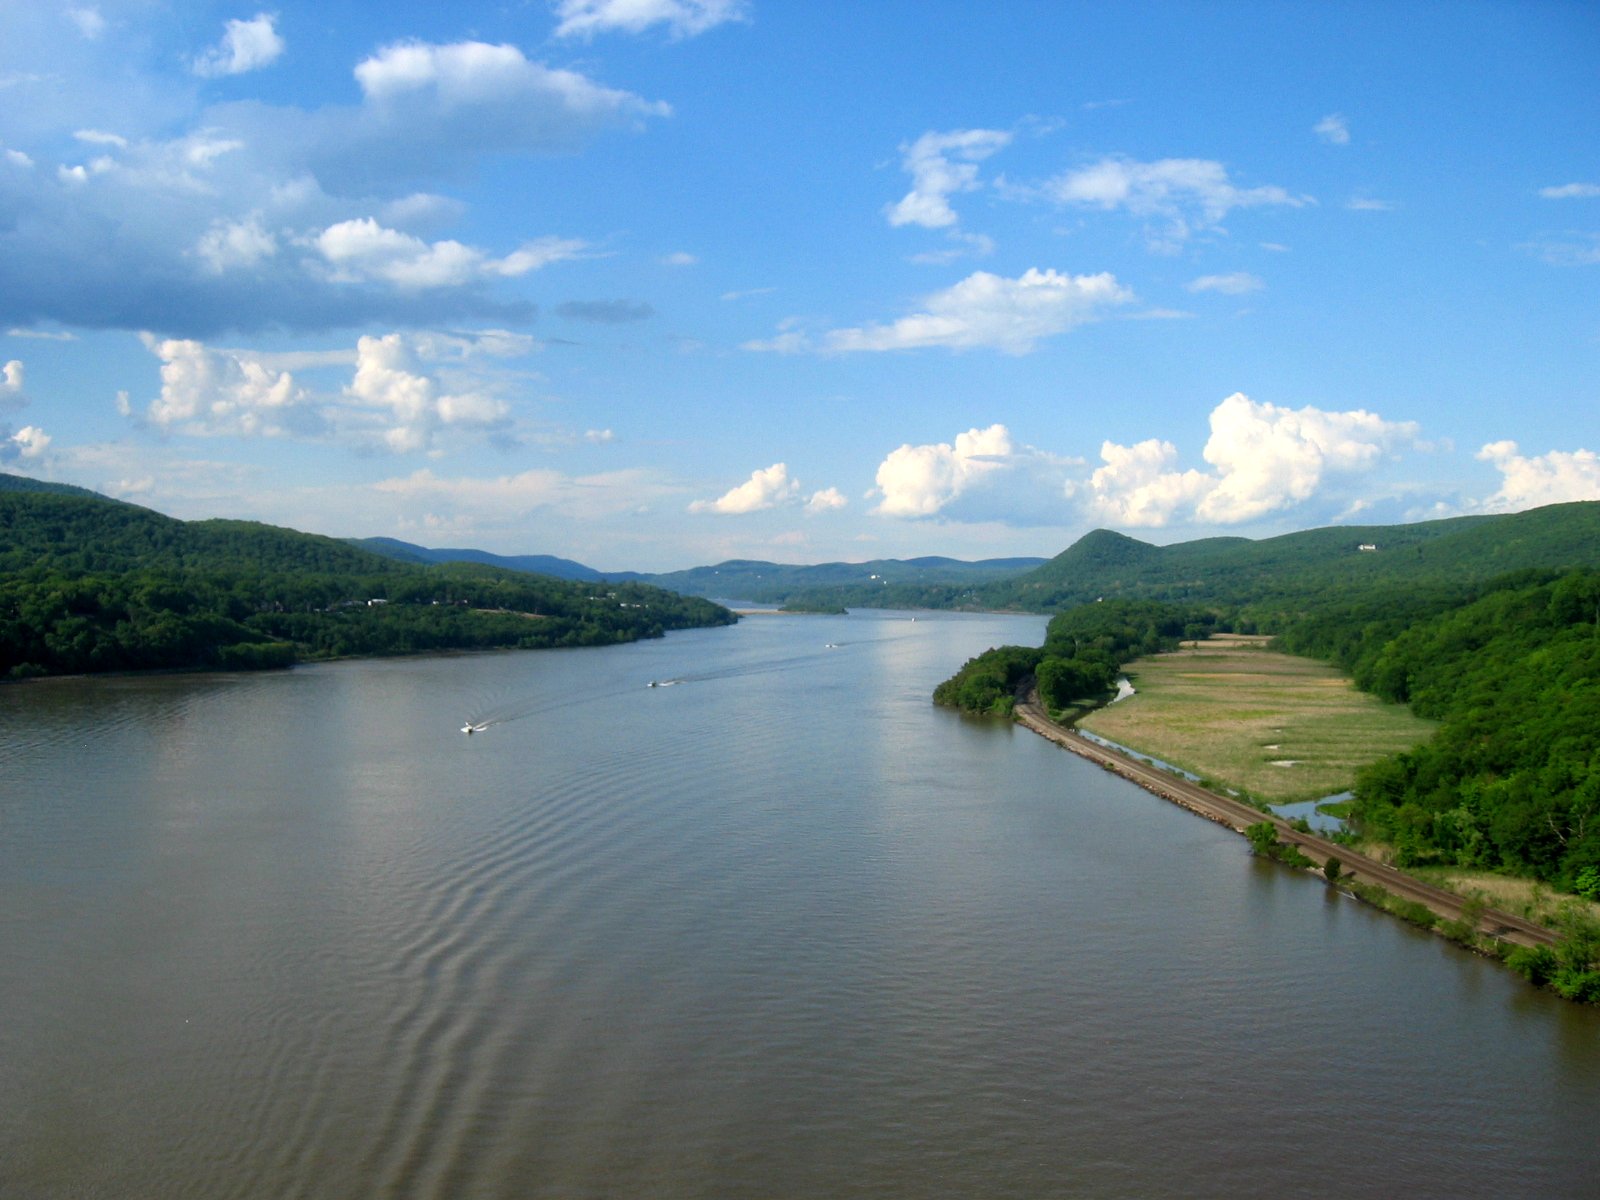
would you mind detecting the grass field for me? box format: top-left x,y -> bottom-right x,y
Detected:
1075,634 -> 1438,805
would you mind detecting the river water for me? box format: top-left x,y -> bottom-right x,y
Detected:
2,610 -> 1597,1198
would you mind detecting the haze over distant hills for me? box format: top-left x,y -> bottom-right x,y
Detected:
350,534 -> 1048,596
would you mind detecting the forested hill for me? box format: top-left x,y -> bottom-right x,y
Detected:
2,487 -> 409,577
0,473 -> 104,500
0,479 -> 733,680
982,501 -> 1600,613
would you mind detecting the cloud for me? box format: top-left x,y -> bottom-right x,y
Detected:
6,328 -> 75,340
140,333 -> 316,438
344,333 -> 511,453
660,251 -> 698,266
1039,156 -> 1309,250
197,215 -> 278,274
873,424 -> 1016,517
404,328 -> 539,361
1087,392 -> 1421,526
1476,441 -> 1600,511
68,7 -> 106,40
74,128 -> 127,149
556,299 -> 655,323
1519,233 -> 1600,267
193,13 -> 285,78
765,267 -> 1132,356
1,423 -> 50,463
1347,196 -> 1396,212
1,359 -> 22,396
907,231 -> 996,265
1087,438 -> 1213,525
553,0 -> 749,40
369,465 -> 683,542
0,38 -> 664,335
690,462 -> 801,514
1314,114 -> 1350,145
1187,272 -> 1264,295
1540,183 -> 1600,200
885,128 -> 1012,230
132,329 -> 527,450
871,424 -> 1079,524
805,487 -> 847,514
315,218 -> 585,290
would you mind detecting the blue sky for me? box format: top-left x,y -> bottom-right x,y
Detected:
2,0 -> 1596,571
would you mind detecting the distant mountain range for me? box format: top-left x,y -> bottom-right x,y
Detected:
348,535 -> 1048,596
349,537 -> 607,582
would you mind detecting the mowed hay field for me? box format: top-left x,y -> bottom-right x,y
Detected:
1076,634 -> 1438,805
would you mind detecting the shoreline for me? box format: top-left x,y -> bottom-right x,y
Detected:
1013,694 -> 1558,951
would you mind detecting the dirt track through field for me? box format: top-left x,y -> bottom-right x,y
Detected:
1015,697 -> 1558,950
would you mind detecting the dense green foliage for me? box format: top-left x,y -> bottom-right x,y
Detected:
932,644 -> 1042,715
934,599 -> 1224,715
1505,907 -> 1600,1002
1328,571 -> 1600,889
0,486 -> 733,679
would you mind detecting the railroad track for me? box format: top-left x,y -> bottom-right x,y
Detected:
1014,700 -> 1558,950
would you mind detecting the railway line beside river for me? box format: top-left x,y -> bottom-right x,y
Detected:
1014,697 -> 1558,950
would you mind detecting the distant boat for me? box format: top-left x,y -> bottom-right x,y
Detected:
461,721 -> 488,734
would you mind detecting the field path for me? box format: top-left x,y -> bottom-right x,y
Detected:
1014,696 -> 1558,950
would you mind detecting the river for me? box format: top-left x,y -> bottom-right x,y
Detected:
2,610 -> 1596,1198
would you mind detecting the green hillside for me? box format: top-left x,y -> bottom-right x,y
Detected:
0,477 -> 733,679
989,502 -> 1598,613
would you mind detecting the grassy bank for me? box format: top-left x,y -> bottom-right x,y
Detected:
1075,634 -> 1437,805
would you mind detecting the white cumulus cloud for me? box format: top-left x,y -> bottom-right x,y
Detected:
553,0 -> 749,40
140,333 -> 313,438
690,462 -> 801,514
1,359 -> 22,396
1476,441 -> 1600,512
805,487 -> 847,514
315,218 -> 584,290
346,333 -> 510,453
873,424 -> 1016,517
1196,394 -> 1417,522
192,13 -> 285,78
870,424 -> 1079,525
885,128 -> 1012,230
800,267 -> 1132,356
132,330 -> 527,450
12,425 -> 50,456
1088,393 -> 1421,526
1087,438 -> 1212,526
